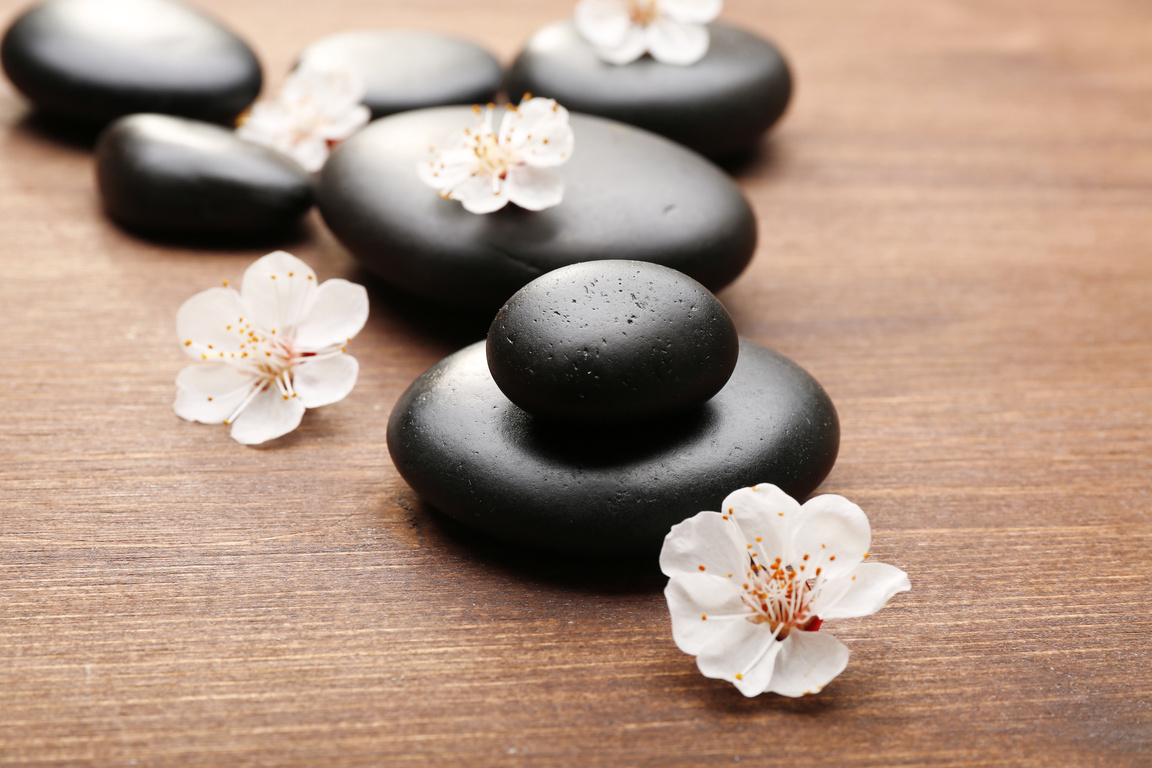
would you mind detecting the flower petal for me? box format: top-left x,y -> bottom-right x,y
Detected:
228,386 -> 306,445
593,23 -> 648,65
293,354 -> 359,409
417,154 -> 476,195
449,173 -> 510,214
318,103 -> 371,142
173,364 -> 258,424
815,562 -> 911,620
176,286 -> 249,362
659,0 -> 722,24
646,18 -> 710,66
791,494 -> 872,581
660,510 -> 750,579
504,165 -> 564,211
294,279 -> 369,352
694,619 -> 783,697
285,137 -> 330,173
509,103 -> 575,168
665,573 -> 752,654
240,251 -> 318,334
720,484 -> 804,569
767,630 -> 850,697
574,0 -> 634,49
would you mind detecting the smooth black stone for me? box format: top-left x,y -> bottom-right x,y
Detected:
318,108 -> 757,312
95,114 -> 313,235
487,261 -> 738,423
296,30 -> 502,120
388,339 -> 839,557
1,0 -> 261,124
506,21 -> 791,158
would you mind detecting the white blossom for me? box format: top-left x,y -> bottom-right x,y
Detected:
174,251 -> 369,445
660,484 -> 911,697
236,67 -> 371,172
416,96 -> 574,214
574,0 -> 722,66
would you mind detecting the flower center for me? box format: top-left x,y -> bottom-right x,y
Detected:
629,0 -> 660,25
474,131 -> 515,178
741,555 -> 824,639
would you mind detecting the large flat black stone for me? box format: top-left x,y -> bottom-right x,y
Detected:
506,21 -> 791,158
317,107 -> 757,312
388,339 -> 839,557
1,0 -> 261,124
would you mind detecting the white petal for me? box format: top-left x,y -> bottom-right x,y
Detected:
574,0 -> 634,49
501,98 -> 574,161
417,155 -> 476,195
176,286 -> 249,362
504,165 -> 564,211
694,619 -> 783,697
816,562 -> 911,620
228,386 -> 306,445
659,0 -> 722,24
173,364 -> 258,424
594,23 -> 649,65
284,137 -> 330,173
720,484 -> 803,570
449,173 -> 510,214
294,279 -> 369,352
319,104 -> 370,142
791,494 -> 872,581
665,574 -> 752,654
660,510 -> 749,580
767,630 -> 850,697
292,354 -> 359,409
646,18 -> 710,66
240,251 -> 318,333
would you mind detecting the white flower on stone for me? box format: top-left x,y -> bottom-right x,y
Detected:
416,96 -> 575,215
174,251 -> 369,445
574,0 -> 722,66
660,483 -> 911,697
236,66 -> 371,173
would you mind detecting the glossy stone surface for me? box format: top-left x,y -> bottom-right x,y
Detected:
296,30 -> 501,119
506,22 -> 791,158
388,339 -> 839,556
1,0 -> 261,124
318,107 -> 756,311
95,114 -> 313,235
487,261 -> 738,423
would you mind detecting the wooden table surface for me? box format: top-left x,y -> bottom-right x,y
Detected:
2,0 -> 1150,765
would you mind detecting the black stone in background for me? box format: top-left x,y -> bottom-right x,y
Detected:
296,30 -> 502,120
388,339 -> 839,557
506,21 -> 792,159
318,108 -> 757,312
95,114 -> 313,237
1,0 -> 262,125
487,261 -> 739,423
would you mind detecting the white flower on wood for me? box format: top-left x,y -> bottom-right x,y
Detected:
174,251 -> 369,445
417,96 -> 575,214
237,67 -> 371,172
661,484 -> 911,697
574,0 -> 722,66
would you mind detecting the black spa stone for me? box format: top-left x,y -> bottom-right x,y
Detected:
95,114 -> 313,235
296,30 -> 502,120
487,261 -> 738,423
387,339 -> 839,557
1,0 -> 261,124
317,107 -> 757,312
506,21 -> 791,158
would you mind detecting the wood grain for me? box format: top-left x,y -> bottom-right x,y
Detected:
1,0 -> 1150,765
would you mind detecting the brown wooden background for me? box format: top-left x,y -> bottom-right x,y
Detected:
2,0 -> 1150,765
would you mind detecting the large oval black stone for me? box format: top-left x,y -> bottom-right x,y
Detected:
296,30 -> 502,120
1,0 -> 262,124
506,22 -> 791,158
388,339 -> 839,557
95,114 -> 313,235
487,261 -> 738,423
317,107 -> 757,312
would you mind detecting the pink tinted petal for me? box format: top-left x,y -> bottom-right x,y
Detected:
293,354 -> 359,409
791,495 -> 872,581
665,574 -> 752,654
176,286 -> 249,361
574,0 -> 634,49
594,23 -> 648,65
768,630 -> 850,697
294,279 -> 369,352
173,364 -> 257,424
694,619 -> 783,697
450,173 -> 510,214
659,0 -> 722,24
646,18 -> 710,65
228,386 -> 306,445
240,251 -> 317,333
504,165 -> 564,211
660,510 -> 749,580
815,562 -> 911,620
